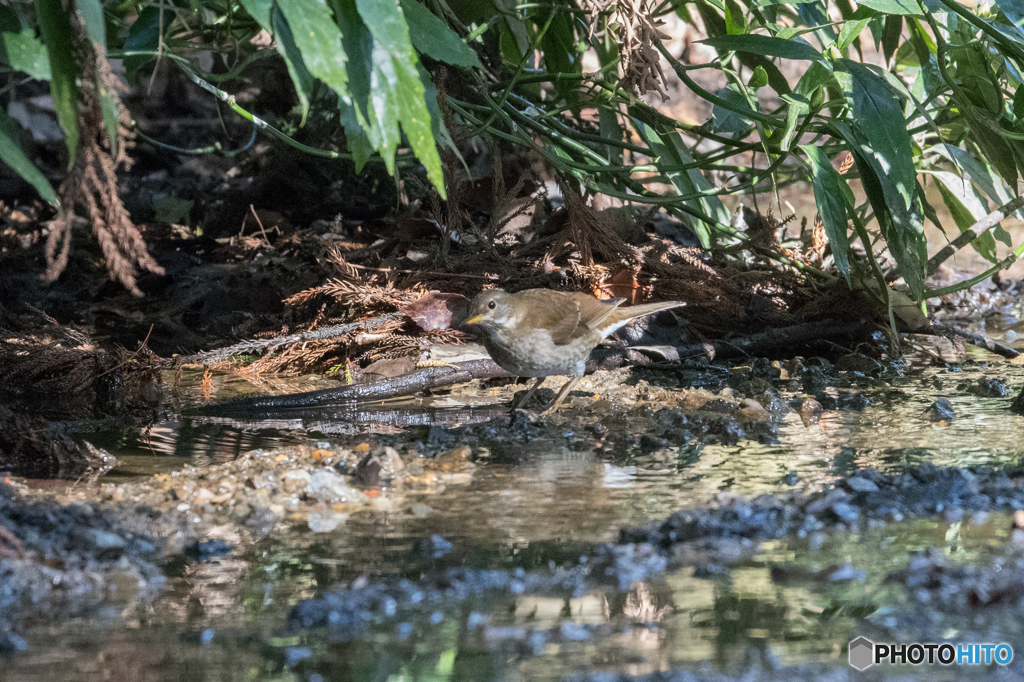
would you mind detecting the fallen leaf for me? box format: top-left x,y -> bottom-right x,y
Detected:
402,291 -> 469,331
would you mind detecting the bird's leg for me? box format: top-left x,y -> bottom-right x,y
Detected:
511,377 -> 546,410
540,377 -> 580,415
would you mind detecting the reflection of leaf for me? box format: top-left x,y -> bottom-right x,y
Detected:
802,144 -> 853,283
402,291 -> 469,330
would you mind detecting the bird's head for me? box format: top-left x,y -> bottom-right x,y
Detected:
463,289 -> 515,336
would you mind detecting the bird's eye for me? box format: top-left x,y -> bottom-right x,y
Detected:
488,300 -> 496,309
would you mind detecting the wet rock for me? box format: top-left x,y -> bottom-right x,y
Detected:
801,366 -> 830,394
307,510 -> 349,533
184,538 -> 233,562
638,434 -> 670,453
74,528 -> 127,560
845,476 -> 880,494
749,357 -> 780,380
351,454 -> 382,487
782,472 -> 800,486
925,398 -> 956,422
798,397 -> 822,426
426,425 -> 454,448
735,398 -> 770,423
836,353 -> 883,375
307,470 -> 369,504
964,379 -> 1009,398
1011,386 -> 1024,415
281,469 -> 310,494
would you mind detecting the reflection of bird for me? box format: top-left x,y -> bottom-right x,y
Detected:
463,288 -> 686,413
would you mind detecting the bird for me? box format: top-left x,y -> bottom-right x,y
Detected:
463,288 -> 686,414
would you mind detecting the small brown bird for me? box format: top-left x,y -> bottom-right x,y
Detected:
463,288 -> 686,413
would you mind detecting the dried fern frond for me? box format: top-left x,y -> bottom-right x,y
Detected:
45,8 -> 163,295
284,278 -> 420,310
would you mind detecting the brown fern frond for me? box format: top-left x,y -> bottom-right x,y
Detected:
44,8 -> 163,295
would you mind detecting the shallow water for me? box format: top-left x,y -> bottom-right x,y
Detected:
6,360 -> 1024,680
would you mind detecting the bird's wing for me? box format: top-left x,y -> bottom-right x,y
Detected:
574,293 -> 626,332
514,289 -> 584,345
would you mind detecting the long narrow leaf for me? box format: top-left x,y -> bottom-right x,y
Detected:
0,110 -> 57,206
801,144 -> 853,282
399,0 -> 481,68
356,0 -> 444,195
36,0 -> 79,165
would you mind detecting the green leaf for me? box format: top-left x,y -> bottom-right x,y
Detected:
276,0 -> 349,99
271,6 -> 314,125
702,34 -> 822,60
357,0 -> 444,195
2,30 -> 51,80
724,0 -> 747,34
75,0 -> 117,156
856,0 -> 921,14
881,15 -> 902,65
0,109 -> 58,206
238,0 -> 272,26
748,65 -> 768,88
794,60 -> 834,98
339,101 -> 374,171
399,0 -> 481,68
801,144 -> 853,282
636,122 -> 730,247
835,17 -> 870,53
36,0 -> 79,164
928,170 -> 998,262
333,0 -> 373,131
75,0 -> 105,46
778,94 -> 808,151
0,5 -> 20,34
712,83 -> 757,133
123,4 -> 177,83
835,122 -> 927,298
836,59 -> 915,210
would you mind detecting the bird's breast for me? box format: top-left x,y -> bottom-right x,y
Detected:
483,327 -> 594,377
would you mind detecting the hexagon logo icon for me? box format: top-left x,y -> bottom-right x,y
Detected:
849,637 -> 875,671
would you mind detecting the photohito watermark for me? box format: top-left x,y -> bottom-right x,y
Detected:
848,637 -> 1014,671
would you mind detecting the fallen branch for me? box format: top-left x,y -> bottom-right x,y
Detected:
924,323 -> 1020,359
197,359 -> 511,414
926,195 -> 1024,276
677,319 -> 874,360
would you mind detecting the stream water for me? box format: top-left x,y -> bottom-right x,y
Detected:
6,344 -> 1024,681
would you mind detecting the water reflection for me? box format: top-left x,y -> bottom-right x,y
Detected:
10,363 -> 1024,679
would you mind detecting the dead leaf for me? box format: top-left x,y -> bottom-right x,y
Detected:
402,291 -> 469,331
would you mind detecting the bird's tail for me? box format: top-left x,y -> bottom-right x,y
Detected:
622,300 -> 686,319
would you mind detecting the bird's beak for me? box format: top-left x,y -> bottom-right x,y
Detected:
463,313 -> 485,325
